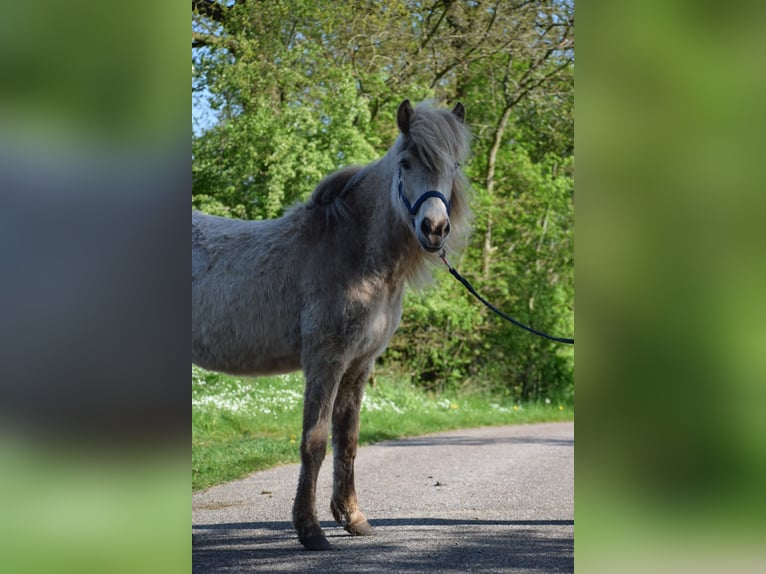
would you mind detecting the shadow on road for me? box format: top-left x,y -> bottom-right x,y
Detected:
193,517 -> 574,573
193,518 -> 574,532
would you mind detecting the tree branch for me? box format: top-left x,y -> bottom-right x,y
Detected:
192,31 -> 239,52
420,1 -> 450,51
192,0 -> 230,24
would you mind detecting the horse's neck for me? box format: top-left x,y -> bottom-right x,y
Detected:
359,159 -> 425,285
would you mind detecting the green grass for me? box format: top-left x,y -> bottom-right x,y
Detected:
192,366 -> 573,491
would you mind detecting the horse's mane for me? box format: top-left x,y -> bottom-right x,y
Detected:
306,164 -> 365,223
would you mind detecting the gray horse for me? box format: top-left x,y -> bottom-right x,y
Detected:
192,99 -> 472,550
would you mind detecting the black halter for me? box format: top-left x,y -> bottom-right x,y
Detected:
397,167 -> 451,225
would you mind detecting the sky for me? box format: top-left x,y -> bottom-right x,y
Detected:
192,85 -> 218,136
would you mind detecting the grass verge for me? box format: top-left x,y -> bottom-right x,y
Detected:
192,366 -> 573,491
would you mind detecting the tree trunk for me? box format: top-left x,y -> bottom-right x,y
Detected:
482,104 -> 512,278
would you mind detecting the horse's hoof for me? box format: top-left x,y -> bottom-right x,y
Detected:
345,520 -> 374,537
331,501 -> 374,537
299,534 -> 334,551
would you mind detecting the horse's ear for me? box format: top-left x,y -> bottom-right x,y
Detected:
397,99 -> 414,135
451,102 -> 465,123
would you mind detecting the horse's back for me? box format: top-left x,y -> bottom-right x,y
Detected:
192,210 -> 282,279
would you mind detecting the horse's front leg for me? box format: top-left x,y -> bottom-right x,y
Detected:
330,360 -> 374,537
293,359 -> 342,551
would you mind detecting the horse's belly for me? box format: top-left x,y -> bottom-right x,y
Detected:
216,354 -> 302,377
191,333 -> 302,377
192,295 -> 304,376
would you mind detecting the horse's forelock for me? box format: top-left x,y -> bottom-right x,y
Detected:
406,102 -> 471,172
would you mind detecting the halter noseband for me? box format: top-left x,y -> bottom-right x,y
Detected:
397,166 -> 451,224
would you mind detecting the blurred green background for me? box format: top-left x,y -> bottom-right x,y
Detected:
577,1 -> 766,571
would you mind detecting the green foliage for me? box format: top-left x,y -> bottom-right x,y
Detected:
192,0 -> 574,400
193,1 -> 380,218
389,147 -> 574,401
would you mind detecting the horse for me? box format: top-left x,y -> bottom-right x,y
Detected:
192,99 -> 472,550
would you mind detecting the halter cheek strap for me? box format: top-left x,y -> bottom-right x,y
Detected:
398,167 -> 451,223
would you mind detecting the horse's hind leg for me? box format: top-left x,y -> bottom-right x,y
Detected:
293,360 -> 342,551
330,360 -> 374,537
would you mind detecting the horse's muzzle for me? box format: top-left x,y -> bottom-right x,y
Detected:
418,216 -> 450,252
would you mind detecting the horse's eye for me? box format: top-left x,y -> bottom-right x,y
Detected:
399,158 -> 411,170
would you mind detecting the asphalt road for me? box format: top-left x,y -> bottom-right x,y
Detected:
193,422 -> 574,573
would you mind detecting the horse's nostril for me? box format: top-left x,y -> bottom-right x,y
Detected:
444,222 -> 451,236
420,218 -> 432,236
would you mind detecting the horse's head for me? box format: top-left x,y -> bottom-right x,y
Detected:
395,99 -> 468,253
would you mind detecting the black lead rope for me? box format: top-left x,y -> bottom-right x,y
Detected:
439,251 -> 575,345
